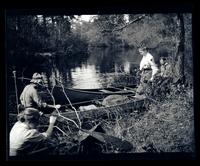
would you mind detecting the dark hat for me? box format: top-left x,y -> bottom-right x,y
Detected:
30,73 -> 42,83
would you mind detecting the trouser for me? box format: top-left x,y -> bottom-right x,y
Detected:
140,70 -> 152,83
136,70 -> 152,95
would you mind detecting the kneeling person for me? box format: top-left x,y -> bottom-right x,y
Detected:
9,108 -> 57,156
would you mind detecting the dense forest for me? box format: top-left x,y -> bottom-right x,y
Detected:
6,13 -> 194,155
6,13 -> 192,85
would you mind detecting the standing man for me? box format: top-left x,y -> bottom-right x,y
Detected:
136,47 -> 159,95
139,47 -> 159,81
20,73 -> 61,114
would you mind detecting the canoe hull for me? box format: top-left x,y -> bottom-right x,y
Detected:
54,97 -> 147,121
44,85 -> 136,104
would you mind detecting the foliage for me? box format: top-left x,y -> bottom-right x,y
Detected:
6,13 -> 192,85
6,15 -> 87,68
101,84 -> 194,153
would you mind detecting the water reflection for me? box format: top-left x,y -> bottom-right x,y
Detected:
9,47 -> 141,92
43,47 -> 141,89
71,65 -> 102,89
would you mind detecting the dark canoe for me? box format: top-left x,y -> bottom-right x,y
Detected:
43,84 -> 137,105
45,96 -> 148,122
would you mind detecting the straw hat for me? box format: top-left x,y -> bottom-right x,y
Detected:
30,73 -> 43,83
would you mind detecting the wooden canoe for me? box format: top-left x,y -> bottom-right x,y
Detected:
9,96 -> 148,131
47,96 -> 148,122
43,85 -> 137,105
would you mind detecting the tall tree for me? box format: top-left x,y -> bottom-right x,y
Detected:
174,13 -> 185,84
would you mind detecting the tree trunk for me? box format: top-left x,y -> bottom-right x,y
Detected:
174,13 -> 185,84
42,15 -> 47,47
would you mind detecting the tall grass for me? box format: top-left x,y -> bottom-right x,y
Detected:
102,83 -> 194,153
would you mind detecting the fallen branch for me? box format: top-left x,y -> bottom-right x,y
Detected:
54,125 -> 69,137
53,77 -> 82,128
45,84 -> 80,129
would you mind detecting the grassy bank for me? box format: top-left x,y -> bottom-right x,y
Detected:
102,84 -> 194,153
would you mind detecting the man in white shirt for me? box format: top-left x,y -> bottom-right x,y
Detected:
139,47 -> 159,81
136,47 -> 159,95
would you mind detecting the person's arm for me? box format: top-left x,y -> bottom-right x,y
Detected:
20,92 -> 24,104
20,87 -> 27,105
148,55 -> 156,67
46,104 -> 61,109
45,116 -> 57,137
140,56 -> 151,71
32,88 -> 61,110
147,54 -> 158,81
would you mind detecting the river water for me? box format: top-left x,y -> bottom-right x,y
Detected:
8,47 -> 141,93
45,47 -> 140,89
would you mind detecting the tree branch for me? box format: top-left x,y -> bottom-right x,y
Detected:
53,77 -> 82,128
101,14 -> 146,33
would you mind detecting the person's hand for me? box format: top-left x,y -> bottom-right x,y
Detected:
49,115 -> 57,124
148,77 -> 154,83
55,104 -> 61,109
150,76 -> 154,81
42,103 -> 47,108
143,64 -> 148,69
39,111 -> 43,116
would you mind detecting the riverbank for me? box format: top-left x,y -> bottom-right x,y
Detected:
103,86 -> 194,153
8,74 -> 195,154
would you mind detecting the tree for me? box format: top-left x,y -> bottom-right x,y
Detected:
173,13 -> 185,84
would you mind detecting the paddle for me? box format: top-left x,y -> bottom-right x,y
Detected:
107,85 -> 136,94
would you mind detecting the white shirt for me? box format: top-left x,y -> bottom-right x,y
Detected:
139,52 -> 159,80
9,121 -> 47,156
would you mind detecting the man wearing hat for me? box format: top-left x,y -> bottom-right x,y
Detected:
20,73 -> 61,113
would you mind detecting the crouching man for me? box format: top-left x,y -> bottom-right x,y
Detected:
9,107 -> 57,156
